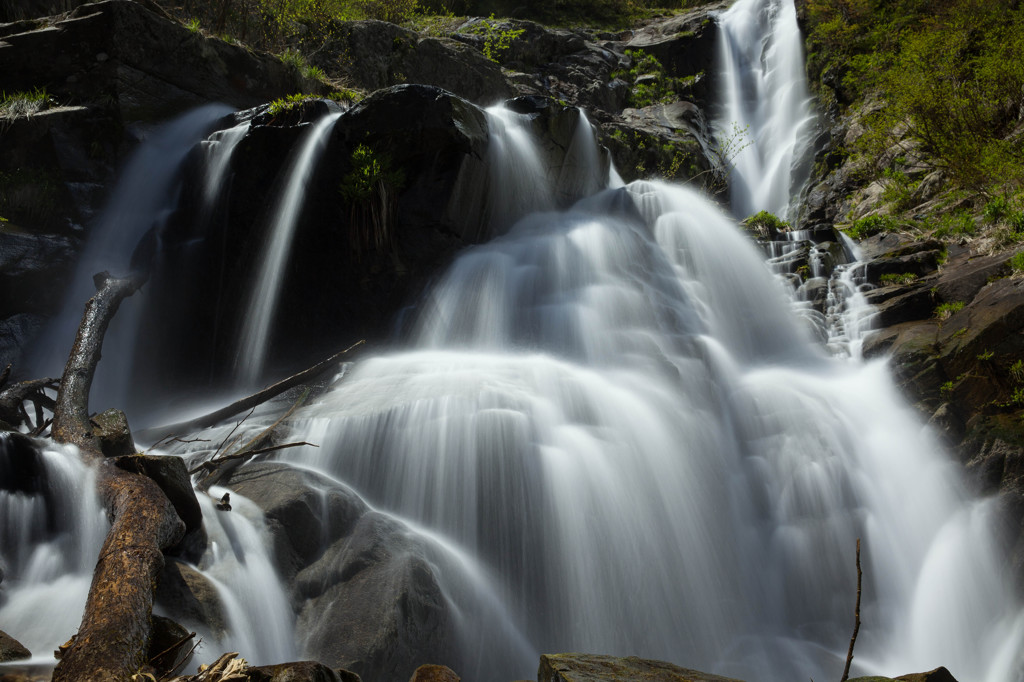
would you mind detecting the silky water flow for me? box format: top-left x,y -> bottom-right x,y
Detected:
2,0 -> 1023,679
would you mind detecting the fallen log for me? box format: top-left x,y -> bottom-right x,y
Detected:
50,273 -> 187,682
139,339 -> 365,442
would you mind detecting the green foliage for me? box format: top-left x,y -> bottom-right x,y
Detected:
844,214 -> 897,240
977,349 -> 994,361
940,379 -> 955,401
1009,251 -> 1024,273
185,16 -> 203,32
340,143 -> 405,256
612,49 -> 682,108
0,88 -> 52,117
879,272 -> 919,285
267,93 -> 319,116
932,210 -> 977,239
744,210 -> 790,233
1011,359 -> 1024,384
477,15 -> 525,63
934,300 -> 965,320
341,144 -> 404,202
806,0 -> 1024,194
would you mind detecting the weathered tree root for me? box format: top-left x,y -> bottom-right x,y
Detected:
50,273 -> 187,682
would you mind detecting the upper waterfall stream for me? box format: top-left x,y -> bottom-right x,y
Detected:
2,0 -> 1023,680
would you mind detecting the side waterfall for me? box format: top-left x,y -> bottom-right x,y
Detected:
235,112 -> 344,386
716,0 -> 816,219
27,104 -> 235,411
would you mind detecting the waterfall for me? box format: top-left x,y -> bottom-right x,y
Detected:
235,112 -> 343,387
283,174 -> 1024,681
716,0 -> 816,220
27,104 -> 234,413
0,436 -> 107,670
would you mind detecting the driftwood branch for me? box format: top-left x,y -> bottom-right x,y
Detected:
840,538 -> 863,682
0,376 -> 58,431
194,388 -> 312,491
50,272 -> 187,682
141,340 -> 364,441
188,441 -> 317,476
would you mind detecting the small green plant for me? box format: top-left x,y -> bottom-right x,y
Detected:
940,380 -> 955,401
934,301 -> 966,320
1011,359 -> 1024,384
1008,386 -> 1024,407
1008,251 -> 1024,273
743,210 -> 790,234
280,48 -> 304,68
977,350 -> 994,361
481,15 -> 524,63
0,88 -> 52,117
302,64 -> 327,81
845,214 -> 897,240
329,89 -> 364,104
267,93 -> 318,116
879,272 -> 919,285
185,16 -> 202,32
612,49 -> 681,108
984,195 -> 1012,222
340,143 -> 405,256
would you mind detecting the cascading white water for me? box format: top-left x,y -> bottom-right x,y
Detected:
235,113 -> 343,387
716,0 -> 816,220
28,104 -> 234,412
283,171 -> 1024,681
0,436 -> 107,669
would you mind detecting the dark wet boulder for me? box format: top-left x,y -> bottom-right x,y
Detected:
409,664 -> 460,682
0,628 -> 31,662
113,453 -> 203,533
147,614 -> 193,675
224,462 -> 458,682
225,462 -> 367,581
293,511 -> 458,681
317,21 -> 513,106
247,661 -> 361,682
538,653 -> 744,682
155,558 -> 227,637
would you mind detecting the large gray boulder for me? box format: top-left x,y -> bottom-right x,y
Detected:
226,462 -> 458,681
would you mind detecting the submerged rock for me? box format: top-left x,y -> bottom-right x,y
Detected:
247,660 -> 361,682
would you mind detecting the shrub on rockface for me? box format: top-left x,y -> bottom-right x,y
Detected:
805,0 -> 1024,196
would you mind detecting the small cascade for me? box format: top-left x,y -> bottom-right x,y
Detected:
280,178 -> 1024,682
28,104 -> 234,413
0,435 -> 107,668
192,489 -> 296,665
235,112 -> 343,387
482,106 -> 556,234
716,0 -> 816,219
199,120 -> 251,230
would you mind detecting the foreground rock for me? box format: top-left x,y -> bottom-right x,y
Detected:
538,654 -> 743,682
226,462 -> 458,681
0,628 -> 31,662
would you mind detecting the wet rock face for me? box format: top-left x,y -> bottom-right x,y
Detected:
133,86 -> 611,396
0,0 -> 322,121
318,21 -> 514,106
858,239 -> 1024,579
226,462 -> 457,682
